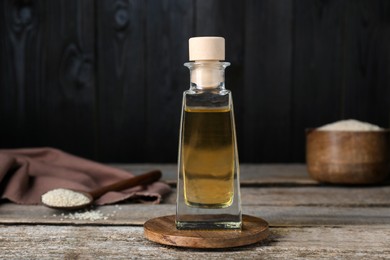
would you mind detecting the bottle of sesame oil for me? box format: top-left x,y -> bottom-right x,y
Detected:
176,37 -> 242,230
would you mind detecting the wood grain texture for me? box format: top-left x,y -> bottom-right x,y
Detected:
0,203 -> 383,226
144,0 -> 194,162
96,0 -> 147,162
306,130 -> 390,184
1,197 -> 390,226
0,0 -> 97,158
0,0 -> 43,147
1,1 -> 390,163
243,0 -> 293,162
343,0 -> 390,127
144,215 -> 269,248
0,164 -> 390,258
292,0 -> 346,162
42,0 -> 97,159
0,225 -> 389,259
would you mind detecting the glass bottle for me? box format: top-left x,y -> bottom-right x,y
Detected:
176,37 -> 242,230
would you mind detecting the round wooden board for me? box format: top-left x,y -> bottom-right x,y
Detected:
144,215 -> 269,248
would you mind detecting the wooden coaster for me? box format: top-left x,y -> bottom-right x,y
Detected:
144,215 -> 269,248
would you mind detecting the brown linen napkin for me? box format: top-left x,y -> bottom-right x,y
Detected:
0,147 -> 171,205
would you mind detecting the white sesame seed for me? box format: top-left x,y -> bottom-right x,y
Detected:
41,188 -> 90,207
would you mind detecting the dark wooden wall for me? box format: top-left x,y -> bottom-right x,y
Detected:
1,0 -> 390,163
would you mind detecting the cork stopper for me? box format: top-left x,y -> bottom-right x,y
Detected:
189,37 -> 225,61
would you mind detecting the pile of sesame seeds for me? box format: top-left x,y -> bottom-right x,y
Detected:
41,188 -> 91,207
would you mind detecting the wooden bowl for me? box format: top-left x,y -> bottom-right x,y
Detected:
306,129 -> 390,185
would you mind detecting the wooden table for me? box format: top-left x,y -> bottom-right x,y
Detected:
1,164 -> 389,259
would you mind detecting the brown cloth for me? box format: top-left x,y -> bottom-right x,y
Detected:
0,147 -> 171,205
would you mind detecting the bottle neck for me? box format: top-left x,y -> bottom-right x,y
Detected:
184,61 -> 230,90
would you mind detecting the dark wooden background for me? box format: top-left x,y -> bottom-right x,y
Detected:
1,0 -> 389,163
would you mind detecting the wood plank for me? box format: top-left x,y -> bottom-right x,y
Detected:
113,164 -> 315,184
241,185 -> 390,207
0,225 -> 389,258
0,0 -> 97,158
243,0 -> 293,163
342,0 -> 390,128
144,0 -> 194,162
1,204 -> 389,226
95,0 -> 147,162
40,0 -> 97,159
1,1 -> 389,163
1,160 -> 389,259
164,185 -> 390,207
292,0 -> 346,161
0,0 -> 45,148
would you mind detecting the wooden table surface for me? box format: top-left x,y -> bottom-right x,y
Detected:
1,164 -> 389,259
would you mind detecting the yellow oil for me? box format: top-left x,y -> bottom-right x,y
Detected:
182,106 -> 234,208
